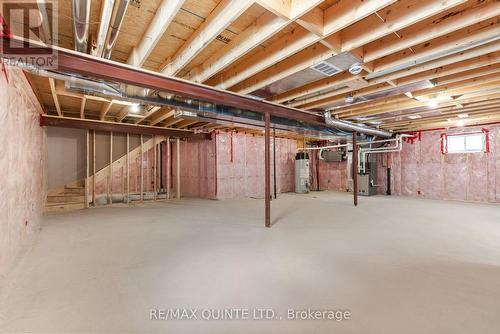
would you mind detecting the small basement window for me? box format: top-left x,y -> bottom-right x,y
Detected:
441,130 -> 489,154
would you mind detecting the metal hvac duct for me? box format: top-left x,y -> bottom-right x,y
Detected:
324,112 -> 392,138
16,63 -> 390,138
102,0 -> 130,59
72,0 -> 91,53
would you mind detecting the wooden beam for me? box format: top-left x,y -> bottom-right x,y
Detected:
150,109 -> 175,126
340,0 -> 467,52
40,115 -> 212,139
270,70 -> 366,103
127,0 -> 186,67
189,12 -> 288,83
396,51 -> 500,86
370,41 -> 500,85
232,43 -> 335,94
323,0 -> 397,36
373,20 -> 500,73
162,0 -> 253,76
257,0 -> 291,19
211,28 -> 320,90
100,101 -> 113,120
136,106 -> 161,124
48,78 -> 62,116
80,96 -> 86,119
208,0 -> 397,91
364,0 -> 500,63
295,7 -> 324,36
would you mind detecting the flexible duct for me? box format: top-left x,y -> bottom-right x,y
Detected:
72,0 -> 91,53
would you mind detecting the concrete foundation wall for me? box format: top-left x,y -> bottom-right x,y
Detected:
0,69 -> 47,279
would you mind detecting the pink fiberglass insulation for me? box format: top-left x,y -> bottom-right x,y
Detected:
391,125 -> 500,203
215,132 -> 296,199
170,136 -> 217,199
317,159 -> 348,192
0,68 -> 47,278
94,144 -> 156,197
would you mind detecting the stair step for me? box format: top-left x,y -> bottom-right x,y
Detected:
63,186 -> 85,195
47,195 -> 85,203
44,202 -> 85,213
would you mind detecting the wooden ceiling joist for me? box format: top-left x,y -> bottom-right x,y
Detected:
340,0 -> 467,52
127,0 -> 186,67
363,0 -> 500,63
161,0 -> 254,76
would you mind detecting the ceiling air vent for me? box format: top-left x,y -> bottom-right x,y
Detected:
310,61 -> 341,76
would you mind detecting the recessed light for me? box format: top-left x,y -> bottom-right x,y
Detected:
407,115 -> 421,119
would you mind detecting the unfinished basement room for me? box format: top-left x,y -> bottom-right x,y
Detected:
1,0 -> 500,333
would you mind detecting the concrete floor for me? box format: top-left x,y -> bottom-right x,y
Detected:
1,192 -> 500,333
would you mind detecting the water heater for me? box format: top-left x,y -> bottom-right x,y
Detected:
295,152 -> 310,193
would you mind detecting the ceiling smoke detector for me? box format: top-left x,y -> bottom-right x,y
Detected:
345,95 -> 354,104
348,63 -> 362,75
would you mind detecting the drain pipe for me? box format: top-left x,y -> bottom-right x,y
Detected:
102,0 -> 130,59
72,0 -> 91,53
358,136 -> 405,173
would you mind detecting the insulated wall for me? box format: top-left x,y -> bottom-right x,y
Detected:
391,125 -> 500,203
0,69 -> 47,279
215,132 -> 296,199
171,136 -> 217,199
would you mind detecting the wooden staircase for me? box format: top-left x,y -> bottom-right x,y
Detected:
44,181 -> 85,213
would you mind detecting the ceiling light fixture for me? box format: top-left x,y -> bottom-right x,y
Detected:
345,95 -> 354,104
348,63 -> 362,75
130,103 -> 140,113
427,99 -> 439,108
457,113 -> 469,118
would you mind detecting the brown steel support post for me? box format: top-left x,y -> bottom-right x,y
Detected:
352,131 -> 358,207
166,137 -> 171,199
265,112 -> 271,228
109,132 -> 113,204
176,138 -> 181,200
126,133 -> 130,203
92,130 -> 96,206
140,134 -> 144,202
85,130 -> 89,208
